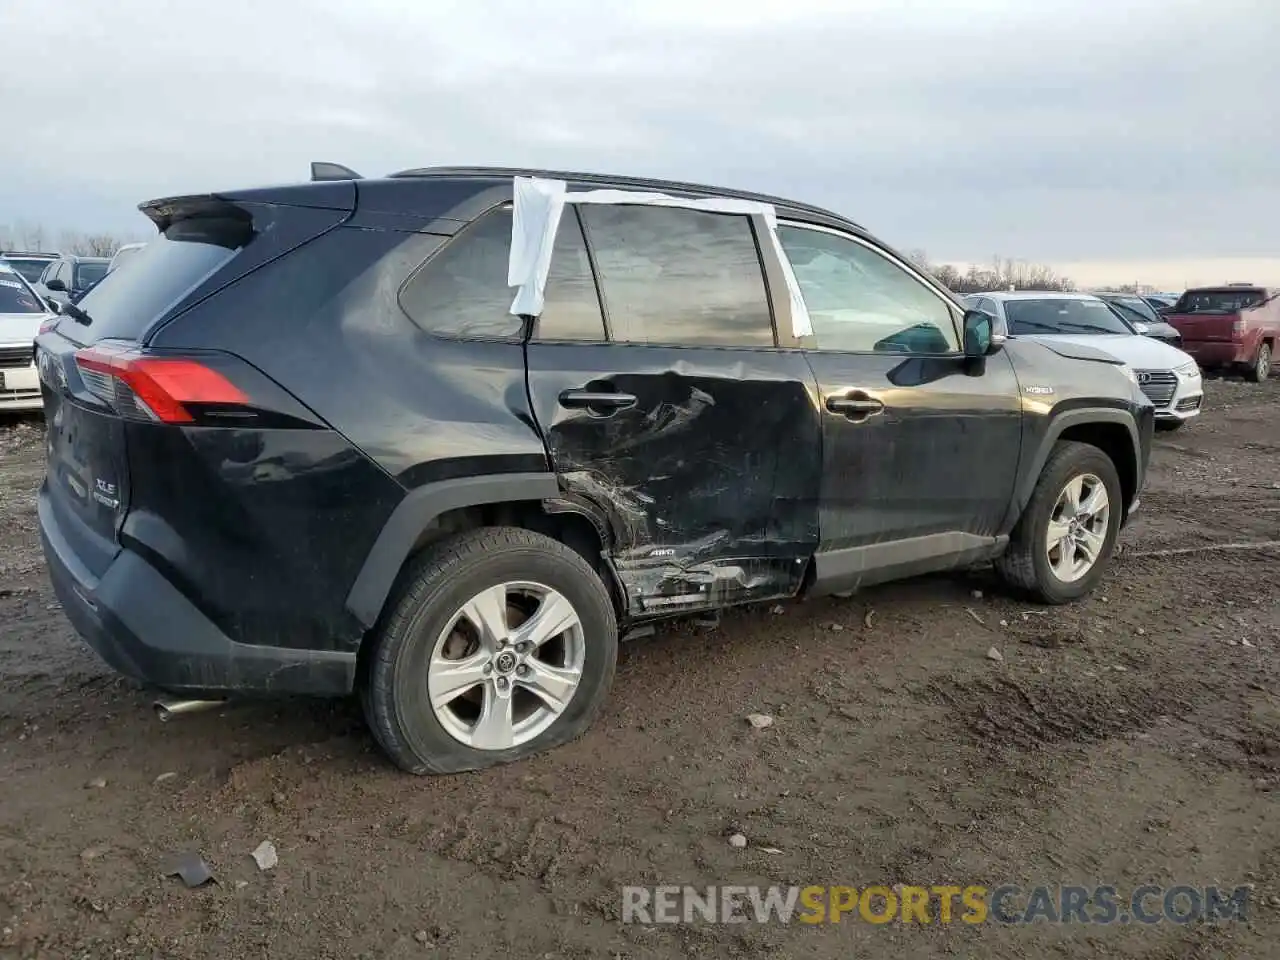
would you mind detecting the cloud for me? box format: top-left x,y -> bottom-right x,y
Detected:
0,0 -> 1274,284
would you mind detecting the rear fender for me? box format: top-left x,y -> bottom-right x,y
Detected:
345,473 -> 560,628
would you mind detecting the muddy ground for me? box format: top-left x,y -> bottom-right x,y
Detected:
1,378 -> 1277,960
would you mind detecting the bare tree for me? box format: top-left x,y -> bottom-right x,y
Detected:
56,230 -> 134,258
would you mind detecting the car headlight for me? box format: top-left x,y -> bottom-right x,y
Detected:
1119,364 -> 1138,386
1175,361 -> 1200,379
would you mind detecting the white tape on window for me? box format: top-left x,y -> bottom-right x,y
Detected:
507,176 -> 813,337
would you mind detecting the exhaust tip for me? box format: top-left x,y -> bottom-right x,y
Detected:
153,698 -> 224,722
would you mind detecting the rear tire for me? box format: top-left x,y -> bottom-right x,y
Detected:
996,441 -> 1124,604
1245,342 -> 1272,383
363,527 -> 618,774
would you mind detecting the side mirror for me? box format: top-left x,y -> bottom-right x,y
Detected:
1133,322 -> 1151,335
963,309 -> 1003,357
45,277 -> 67,292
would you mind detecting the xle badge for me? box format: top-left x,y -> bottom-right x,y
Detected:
93,478 -> 120,510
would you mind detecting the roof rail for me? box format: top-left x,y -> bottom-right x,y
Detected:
388,165 -> 860,229
310,161 -> 363,182
1,250 -> 59,258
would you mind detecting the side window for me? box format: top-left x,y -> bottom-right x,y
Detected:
55,262 -> 71,286
777,225 -> 960,354
578,205 -> 774,347
532,208 -> 606,342
400,206 -> 603,341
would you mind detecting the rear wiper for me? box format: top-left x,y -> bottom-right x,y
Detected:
60,301 -> 93,325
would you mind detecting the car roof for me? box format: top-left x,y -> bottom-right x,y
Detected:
976,291 -> 1104,303
387,165 -> 864,233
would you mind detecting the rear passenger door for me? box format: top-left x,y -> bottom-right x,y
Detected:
524,204 -> 822,617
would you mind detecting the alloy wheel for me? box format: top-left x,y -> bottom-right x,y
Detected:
1044,473 -> 1110,583
427,581 -> 586,750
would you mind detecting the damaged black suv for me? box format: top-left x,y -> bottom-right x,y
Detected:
35,164 -> 1153,774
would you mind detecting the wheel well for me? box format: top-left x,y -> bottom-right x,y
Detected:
402,499 -> 621,609
354,499 -> 621,689
1058,423 -> 1137,510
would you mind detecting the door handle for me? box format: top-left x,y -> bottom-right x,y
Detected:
558,389 -> 638,414
825,392 -> 884,421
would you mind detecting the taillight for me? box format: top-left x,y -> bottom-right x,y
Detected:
74,345 -> 248,423
38,316 -> 59,335
1231,319 -> 1246,340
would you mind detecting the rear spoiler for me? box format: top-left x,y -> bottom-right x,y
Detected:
138,195 -> 252,232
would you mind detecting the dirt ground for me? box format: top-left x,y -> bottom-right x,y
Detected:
1,377 -> 1277,960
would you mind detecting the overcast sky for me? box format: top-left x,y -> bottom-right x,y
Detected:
1,0 -> 1276,287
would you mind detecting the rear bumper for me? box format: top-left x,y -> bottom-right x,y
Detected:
1180,342 -> 1248,367
38,484 -> 356,697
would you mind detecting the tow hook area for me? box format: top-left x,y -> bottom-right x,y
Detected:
154,698 -> 225,722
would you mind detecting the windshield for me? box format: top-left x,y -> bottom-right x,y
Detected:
1004,298 -> 1132,336
1172,289 -> 1266,314
2,257 -> 54,284
1102,296 -> 1158,325
75,262 -> 109,288
0,269 -> 45,314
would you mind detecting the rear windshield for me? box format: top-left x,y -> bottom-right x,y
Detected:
1005,298 -> 1131,336
0,269 -> 43,314
1172,289 -> 1266,314
71,220 -> 243,342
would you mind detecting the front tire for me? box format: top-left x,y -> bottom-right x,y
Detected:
996,441 -> 1124,604
1245,342 -> 1272,383
364,527 -> 618,774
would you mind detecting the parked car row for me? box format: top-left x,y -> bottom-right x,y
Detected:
962,291 -> 1203,430
962,282 -> 1276,432
0,245 -> 148,412
0,262 -> 51,410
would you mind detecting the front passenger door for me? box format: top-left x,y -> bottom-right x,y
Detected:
776,224 -> 1023,591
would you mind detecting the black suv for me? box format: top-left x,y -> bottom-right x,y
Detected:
34,165 -> 1153,774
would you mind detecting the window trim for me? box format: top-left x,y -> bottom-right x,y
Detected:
575,204 -> 779,351
533,203 -> 611,344
776,220 -> 965,356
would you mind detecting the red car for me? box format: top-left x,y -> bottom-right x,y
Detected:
1162,285 -> 1279,381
